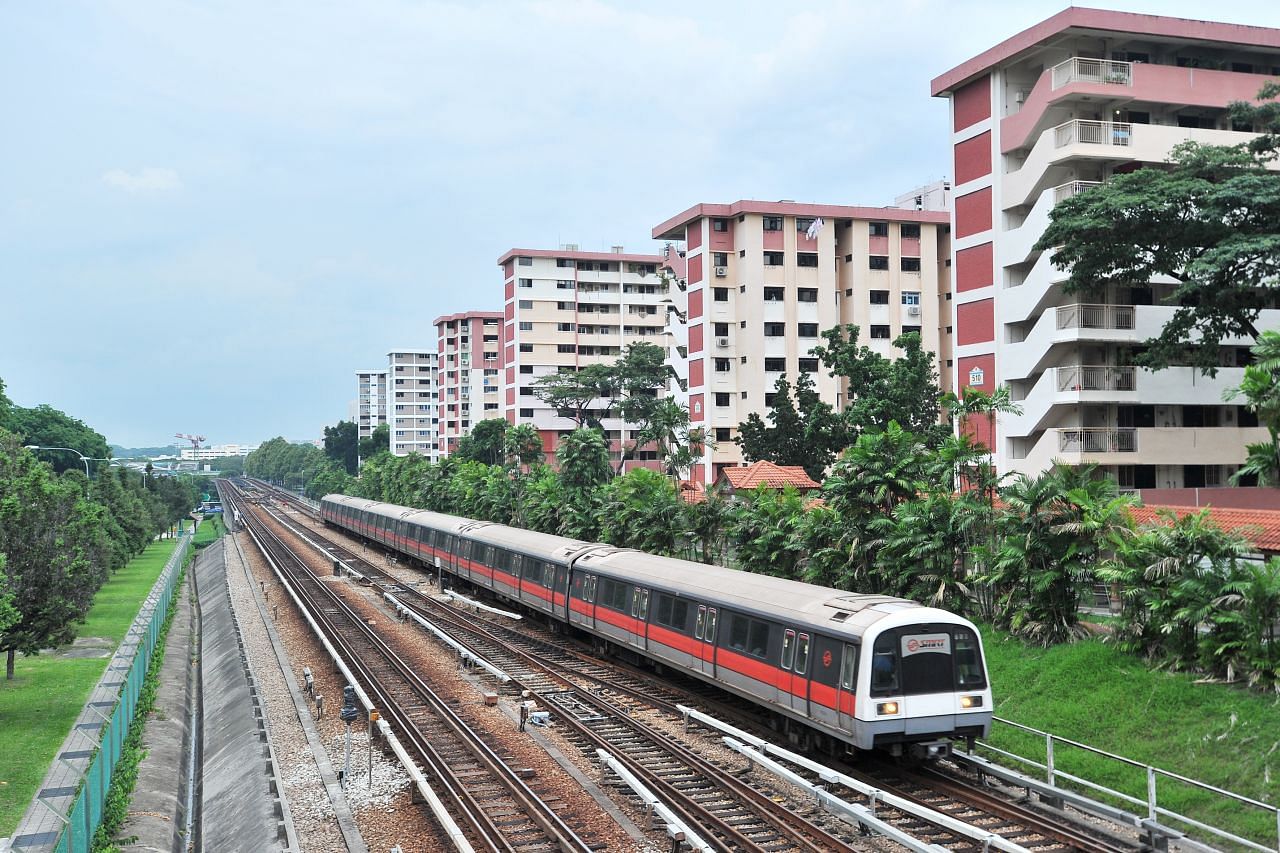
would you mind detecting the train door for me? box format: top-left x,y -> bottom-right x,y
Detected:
628,588 -> 650,651
553,566 -> 569,621
809,635 -> 843,728
780,630 -> 811,712
569,573 -> 596,630
693,606 -> 718,675
837,643 -> 858,732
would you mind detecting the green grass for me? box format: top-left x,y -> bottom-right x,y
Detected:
982,625 -> 1280,847
192,515 -> 224,548
0,539 -> 178,836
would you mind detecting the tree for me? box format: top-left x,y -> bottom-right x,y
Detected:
504,423 -> 545,469
811,326 -> 944,442
307,459 -> 356,500
530,364 -> 616,428
453,418 -> 508,466
323,421 -> 359,475
556,428 -> 611,491
628,397 -> 706,478
728,487 -> 807,580
6,403 -> 111,475
737,373 -> 847,480
599,469 -> 684,556
0,378 -> 12,429
0,555 -> 17,639
1225,330 -> 1280,485
1036,83 -> 1280,374
358,423 -> 390,464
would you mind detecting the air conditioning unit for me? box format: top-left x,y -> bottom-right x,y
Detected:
907,305 -> 922,316
714,266 -> 727,277
716,337 -> 730,348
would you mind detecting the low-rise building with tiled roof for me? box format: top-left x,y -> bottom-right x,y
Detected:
1132,504 -> 1280,558
715,460 -> 820,496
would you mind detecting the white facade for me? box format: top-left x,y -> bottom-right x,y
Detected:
179,443 -> 259,460
387,349 -> 440,460
355,368 -> 388,441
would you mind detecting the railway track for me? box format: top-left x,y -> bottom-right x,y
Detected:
248,480 -> 1147,851
224,482 -> 596,853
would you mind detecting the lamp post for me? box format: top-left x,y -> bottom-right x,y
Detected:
24,445 -> 107,478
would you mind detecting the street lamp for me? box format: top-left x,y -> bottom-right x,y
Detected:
24,445 -> 106,477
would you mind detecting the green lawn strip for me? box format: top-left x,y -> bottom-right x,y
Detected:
0,539 -> 178,836
982,625 -> 1280,846
192,515 -> 224,549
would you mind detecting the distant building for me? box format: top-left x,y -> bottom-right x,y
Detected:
355,368 -> 389,441
387,349 -> 440,459
652,200 -> 952,482
434,311 -> 503,456
893,180 -> 952,212
179,443 -> 259,460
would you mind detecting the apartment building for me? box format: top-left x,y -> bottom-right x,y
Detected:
932,8 -> 1280,489
652,201 -> 952,483
498,246 -> 674,465
387,349 -> 440,460
354,368 -> 388,443
434,311 -> 503,455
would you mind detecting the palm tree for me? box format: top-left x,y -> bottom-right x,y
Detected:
1225,330 -> 1280,485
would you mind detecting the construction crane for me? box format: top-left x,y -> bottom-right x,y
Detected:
175,433 -> 206,449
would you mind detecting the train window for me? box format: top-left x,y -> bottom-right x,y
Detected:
654,595 -> 690,631
871,634 -> 899,694
546,564 -> 559,589
523,559 -> 541,585
631,589 -> 648,618
840,644 -> 858,691
781,630 -> 796,671
953,630 -> 987,689
728,614 -> 749,651
729,614 -> 771,659
795,634 -> 810,675
705,609 -> 717,643
695,606 -> 707,639
586,575 -> 597,603
484,545 -> 497,567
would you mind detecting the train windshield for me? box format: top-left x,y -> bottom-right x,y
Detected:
870,626 -> 987,696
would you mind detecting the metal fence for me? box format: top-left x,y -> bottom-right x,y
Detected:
50,535 -> 191,853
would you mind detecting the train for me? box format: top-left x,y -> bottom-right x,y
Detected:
320,493 -> 992,760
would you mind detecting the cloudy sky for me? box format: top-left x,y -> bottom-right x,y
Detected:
3,1 -> 1278,447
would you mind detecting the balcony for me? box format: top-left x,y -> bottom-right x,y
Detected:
1056,365 -> 1136,392
1059,428 -> 1138,453
1054,119 -> 1132,148
1052,179 -> 1102,204
1055,303 -> 1134,331
1051,57 -> 1132,89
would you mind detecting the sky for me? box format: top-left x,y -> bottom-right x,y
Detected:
3,1 -> 1279,448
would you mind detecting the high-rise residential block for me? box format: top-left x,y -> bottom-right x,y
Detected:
355,369 -> 388,442
387,349 -> 440,460
434,311 -> 504,455
498,246 -> 673,465
932,8 -> 1280,488
652,201 -> 951,482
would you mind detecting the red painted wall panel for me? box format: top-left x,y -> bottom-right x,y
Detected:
956,298 -> 994,345
688,288 -> 704,320
954,131 -> 992,185
689,322 -> 704,354
953,75 -> 990,132
504,303 -> 515,321
956,242 -> 993,292
690,393 -> 704,423
955,187 -> 992,239
505,280 -> 514,301
503,260 -> 514,279
686,222 -> 702,251
688,253 -> 703,285
957,353 -> 996,450
689,358 -> 704,389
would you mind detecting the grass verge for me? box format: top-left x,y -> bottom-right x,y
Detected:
192,515 -> 224,549
982,624 -> 1280,847
0,539 -> 179,836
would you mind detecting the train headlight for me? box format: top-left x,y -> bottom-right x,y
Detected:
960,695 -> 984,709
876,701 -> 899,716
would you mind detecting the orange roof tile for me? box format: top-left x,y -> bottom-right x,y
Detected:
678,480 -> 707,505
718,461 -> 820,491
1133,503 -> 1280,554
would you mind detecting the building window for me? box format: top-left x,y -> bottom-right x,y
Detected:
519,343 -> 534,352
518,299 -> 533,309
557,344 -> 576,353
556,258 -> 575,268
714,358 -> 731,372
796,217 -> 814,234
712,218 -> 728,232
798,357 -> 819,372
797,323 -> 818,337
713,287 -> 729,302
901,223 -> 921,239
519,364 -> 533,374
764,286 -> 784,301
517,256 -> 533,265
901,257 -> 921,272
902,325 -> 922,334
557,322 -> 575,331
902,291 -> 921,305
869,290 -> 889,305
557,279 -> 575,289
712,252 -> 728,267
797,288 -> 817,303
764,322 -> 785,337
870,325 -> 891,339
764,251 -> 784,266
557,301 -> 574,310
869,222 -> 889,237
519,278 -> 533,288
763,215 -> 783,232
869,256 -> 889,271
715,427 -> 731,442
714,322 -> 729,336
519,407 -> 534,417
714,392 -> 731,406
796,252 -> 819,268
519,321 -> 533,331
765,357 -> 786,372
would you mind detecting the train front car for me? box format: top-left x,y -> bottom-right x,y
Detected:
854,606 -> 992,761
